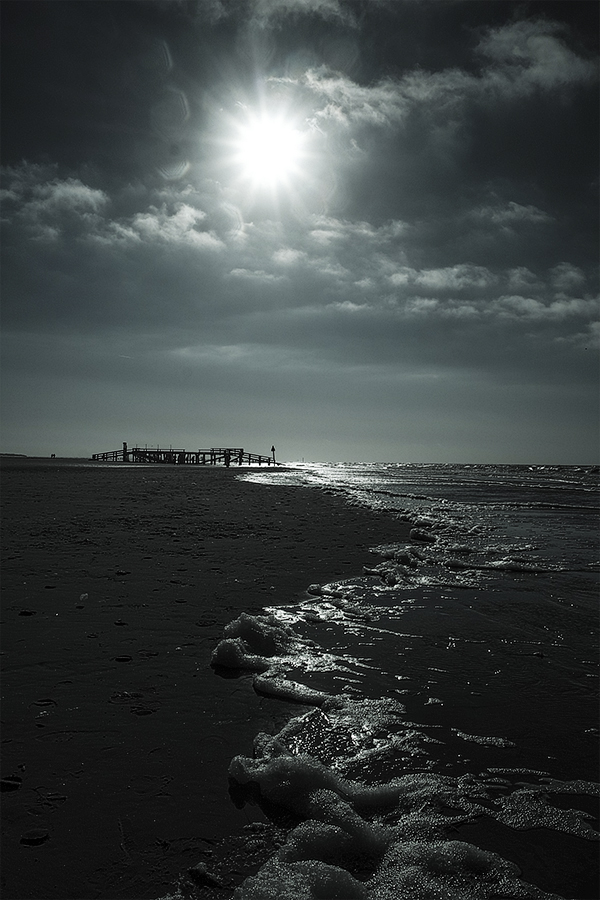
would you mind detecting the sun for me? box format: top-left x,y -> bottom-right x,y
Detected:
233,112 -> 306,189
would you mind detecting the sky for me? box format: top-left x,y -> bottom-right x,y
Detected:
1,0 -> 598,463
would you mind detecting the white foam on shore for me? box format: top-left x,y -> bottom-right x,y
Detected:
211,612 -> 297,672
210,606 -> 599,897
228,718 -> 594,899
253,675 -> 334,707
452,729 -> 516,749
227,697 -> 598,898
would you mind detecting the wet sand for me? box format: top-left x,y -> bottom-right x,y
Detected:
0,459 -> 407,899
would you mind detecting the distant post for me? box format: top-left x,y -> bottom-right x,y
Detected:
123,442 -> 129,462
271,445 -> 276,464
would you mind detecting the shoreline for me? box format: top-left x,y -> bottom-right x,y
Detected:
1,461 -> 408,899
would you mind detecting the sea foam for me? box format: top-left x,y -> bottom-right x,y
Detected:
219,624 -> 598,898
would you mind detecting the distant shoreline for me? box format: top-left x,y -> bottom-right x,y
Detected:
0,455 -> 293,471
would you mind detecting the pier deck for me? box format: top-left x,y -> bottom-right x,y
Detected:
91,444 -> 276,466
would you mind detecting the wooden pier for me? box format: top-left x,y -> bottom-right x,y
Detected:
91,443 -> 277,467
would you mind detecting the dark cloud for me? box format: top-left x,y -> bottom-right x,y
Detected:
1,0 -> 598,461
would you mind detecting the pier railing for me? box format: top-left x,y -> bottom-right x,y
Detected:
91,445 -> 276,466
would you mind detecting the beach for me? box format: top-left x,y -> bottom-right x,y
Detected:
1,458 -> 406,899
2,459 -> 598,900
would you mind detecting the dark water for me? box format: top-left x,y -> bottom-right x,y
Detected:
193,464 -> 599,900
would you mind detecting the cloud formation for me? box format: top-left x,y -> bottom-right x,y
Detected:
3,162 -> 596,375
1,1 -> 597,461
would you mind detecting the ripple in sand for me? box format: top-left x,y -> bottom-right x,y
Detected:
1,776 -> 22,793
110,690 -> 160,716
130,705 -> 157,716
110,691 -> 143,704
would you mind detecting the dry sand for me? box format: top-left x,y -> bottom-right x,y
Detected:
1,458 -> 408,899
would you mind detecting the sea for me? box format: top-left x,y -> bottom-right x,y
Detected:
185,463 -> 599,900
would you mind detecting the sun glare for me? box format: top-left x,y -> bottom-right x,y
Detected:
234,113 -> 306,188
